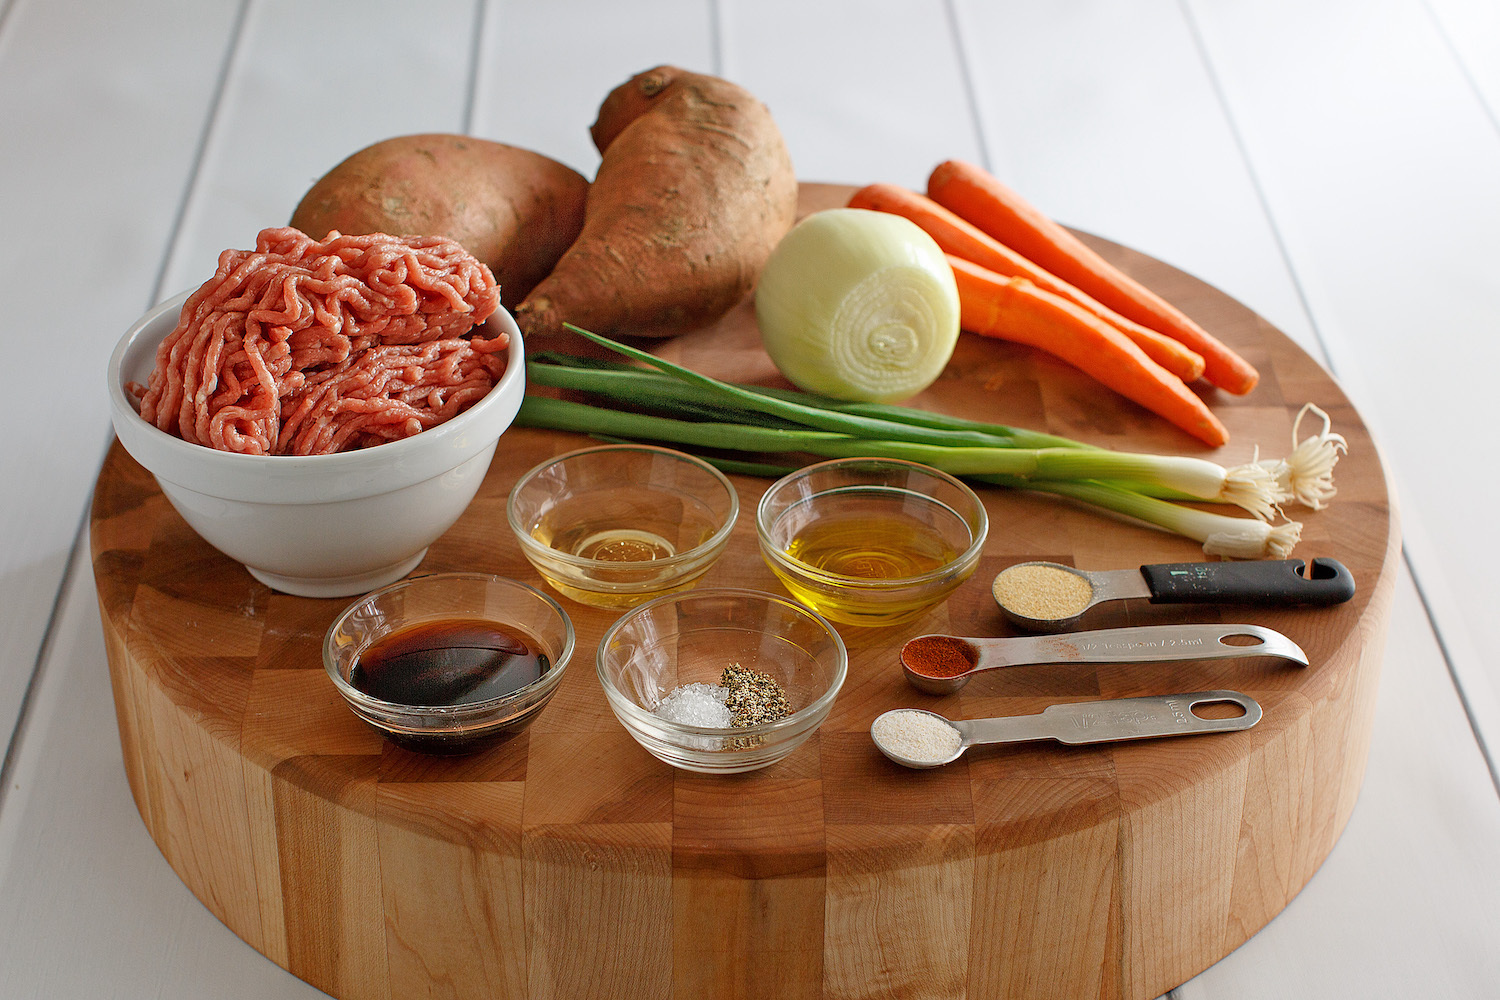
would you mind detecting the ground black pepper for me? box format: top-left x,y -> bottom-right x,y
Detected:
721,663 -> 791,727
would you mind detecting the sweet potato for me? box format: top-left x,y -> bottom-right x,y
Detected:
514,66 -> 798,341
290,134 -> 588,309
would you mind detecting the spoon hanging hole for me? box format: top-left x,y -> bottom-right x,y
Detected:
1190,698 -> 1250,721
1218,632 -> 1267,648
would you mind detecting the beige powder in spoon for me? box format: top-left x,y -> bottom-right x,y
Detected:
994,563 -> 1094,620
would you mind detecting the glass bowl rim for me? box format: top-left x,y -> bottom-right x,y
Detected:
595,586 -> 848,738
505,443 -> 741,574
323,571 -> 577,717
754,456 -> 989,590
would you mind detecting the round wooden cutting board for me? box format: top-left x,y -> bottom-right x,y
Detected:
90,184 -> 1397,1000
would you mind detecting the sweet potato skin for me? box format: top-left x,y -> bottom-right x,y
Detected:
514,66 -> 798,341
290,134 -> 588,309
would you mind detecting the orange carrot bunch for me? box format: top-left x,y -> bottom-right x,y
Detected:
849,161 -> 1261,448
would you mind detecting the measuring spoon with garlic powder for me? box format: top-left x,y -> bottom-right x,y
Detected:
871,690 -> 1263,769
900,623 -> 1308,695
992,557 -> 1356,632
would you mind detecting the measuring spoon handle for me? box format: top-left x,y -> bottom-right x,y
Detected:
960,690 -> 1263,747
1140,558 -> 1355,606
982,623 -> 1308,669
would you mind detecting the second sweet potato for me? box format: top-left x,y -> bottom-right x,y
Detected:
514,66 -> 798,341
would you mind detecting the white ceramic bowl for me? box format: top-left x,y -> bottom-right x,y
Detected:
106,290 -> 526,598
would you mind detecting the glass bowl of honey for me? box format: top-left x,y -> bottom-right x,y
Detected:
597,588 -> 847,773
323,573 -> 575,754
755,457 -> 988,627
506,444 -> 740,609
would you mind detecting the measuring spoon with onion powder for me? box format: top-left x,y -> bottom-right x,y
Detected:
871,690 -> 1263,769
900,623 -> 1307,695
992,557 -> 1356,632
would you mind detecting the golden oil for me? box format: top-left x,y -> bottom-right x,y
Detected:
784,513 -> 960,579
526,500 -> 722,609
767,490 -> 974,626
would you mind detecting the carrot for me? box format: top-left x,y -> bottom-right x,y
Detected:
927,160 -> 1259,394
848,183 -> 1205,383
948,255 -> 1229,447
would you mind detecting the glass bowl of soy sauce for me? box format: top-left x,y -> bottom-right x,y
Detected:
323,573 -> 575,754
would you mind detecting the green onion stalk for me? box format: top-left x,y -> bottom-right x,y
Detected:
976,476 -> 1304,560
515,327 -> 1346,559
584,438 -> 1304,558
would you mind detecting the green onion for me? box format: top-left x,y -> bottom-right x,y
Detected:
511,327 -> 1343,559
519,395 -> 1278,511
517,396 -> 856,454
555,326 -> 1292,518
976,476 -> 1302,560
527,357 -> 1082,447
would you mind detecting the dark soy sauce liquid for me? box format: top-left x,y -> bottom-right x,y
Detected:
350,619 -> 550,707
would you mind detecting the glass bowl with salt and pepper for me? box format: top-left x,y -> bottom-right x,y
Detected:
596,588 -> 847,773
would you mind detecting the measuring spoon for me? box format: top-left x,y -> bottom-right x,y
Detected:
992,557 -> 1356,632
900,622 -> 1307,695
871,690 -> 1263,769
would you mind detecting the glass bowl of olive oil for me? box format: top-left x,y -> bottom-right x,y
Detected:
755,458 -> 988,627
323,573 -> 575,754
507,444 -> 739,609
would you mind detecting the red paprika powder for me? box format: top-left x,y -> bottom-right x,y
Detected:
900,635 -> 978,678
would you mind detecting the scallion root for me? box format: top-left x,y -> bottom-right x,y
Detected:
1219,456 -> 1292,521
1203,519 -> 1303,560
1281,403 -> 1347,510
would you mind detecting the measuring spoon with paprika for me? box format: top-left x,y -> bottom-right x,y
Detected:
899,622 -> 1309,695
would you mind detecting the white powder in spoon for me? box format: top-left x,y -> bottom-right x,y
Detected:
873,710 -> 963,764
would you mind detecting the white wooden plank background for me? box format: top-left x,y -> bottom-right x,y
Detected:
2,0 -> 1498,996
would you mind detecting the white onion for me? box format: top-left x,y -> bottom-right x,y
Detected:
754,208 -> 960,403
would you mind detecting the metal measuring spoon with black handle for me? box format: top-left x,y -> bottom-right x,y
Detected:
871,690 -> 1263,769
899,623 -> 1308,695
992,557 -> 1356,632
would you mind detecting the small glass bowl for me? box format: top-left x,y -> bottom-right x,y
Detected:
755,457 -> 988,627
596,588 -> 847,773
506,444 -> 739,609
323,573 -> 575,755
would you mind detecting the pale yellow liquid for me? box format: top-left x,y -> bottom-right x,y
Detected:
785,514 -> 960,579
527,496 -> 721,609
553,526 -> 678,562
771,491 -> 972,626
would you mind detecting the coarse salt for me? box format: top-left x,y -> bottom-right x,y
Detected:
653,683 -> 732,728
872,710 -> 962,764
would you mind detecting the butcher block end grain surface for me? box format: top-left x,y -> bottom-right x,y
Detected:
90,185 -> 1397,1000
